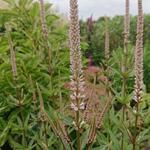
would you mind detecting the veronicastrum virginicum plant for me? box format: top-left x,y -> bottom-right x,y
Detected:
37,0 -> 112,150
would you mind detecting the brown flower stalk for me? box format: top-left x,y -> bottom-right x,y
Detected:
134,0 -> 144,103
5,24 -> 18,81
87,15 -> 94,47
39,0 -> 52,73
56,118 -> 73,150
104,16 -> 110,60
96,98 -> 111,129
29,75 -> 37,104
86,96 -> 111,150
37,84 -> 73,150
87,15 -> 94,34
37,83 -> 47,122
86,96 -> 111,149
39,0 -> 48,38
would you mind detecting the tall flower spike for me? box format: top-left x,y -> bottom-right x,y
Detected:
124,0 -> 130,53
122,0 -> 130,88
39,0 -> 48,38
134,0 -> 144,102
104,16 -> 110,60
87,15 -> 94,34
69,0 -> 85,111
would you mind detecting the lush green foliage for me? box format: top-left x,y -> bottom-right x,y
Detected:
0,0 -> 70,149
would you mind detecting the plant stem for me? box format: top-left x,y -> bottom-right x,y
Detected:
107,73 -> 112,150
132,143 -> 136,150
135,103 -> 139,128
44,122 -> 49,148
44,111 -> 70,150
132,103 -> 139,150
75,73 -> 82,150
76,110 -> 81,150
121,0 -> 130,146
20,110 -> 27,148
121,72 -> 127,150
121,105 -> 125,150
87,143 -> 92,150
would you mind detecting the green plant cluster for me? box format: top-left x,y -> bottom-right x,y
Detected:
0,0 -> 70,149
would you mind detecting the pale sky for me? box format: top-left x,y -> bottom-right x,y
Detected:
47,0 -> 150,19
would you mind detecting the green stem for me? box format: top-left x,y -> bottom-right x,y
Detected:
108,110 -> 111,150
121,105 -> 125,150
132,138 -> 136,150
132,103 -> 139,150
132,144 -> 136,150
20,110 -> 27,147
121,37 -> 128,150
76,110 -> 81,150
44,122 -> 49,148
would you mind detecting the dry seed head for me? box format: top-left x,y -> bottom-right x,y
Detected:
134,0 -> 144,102
69,0 -> 85,110
87,124 -> 97,144
37,83 -> 47,122
96,98 -> 111,129
57,119 -> 72,144
29,75 -> 37,103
